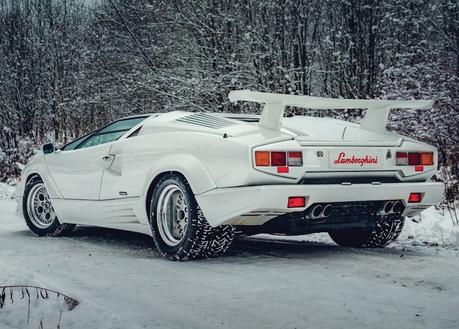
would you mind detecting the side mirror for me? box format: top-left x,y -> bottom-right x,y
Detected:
43,143 -> 55,155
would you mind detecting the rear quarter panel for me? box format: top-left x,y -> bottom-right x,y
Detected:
113,129 -> 296,199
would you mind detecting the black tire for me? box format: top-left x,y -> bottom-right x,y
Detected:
149,173 -> 234,261
23,176 -> 75,237
200,225 -> 236,258
329,215 -> 405,248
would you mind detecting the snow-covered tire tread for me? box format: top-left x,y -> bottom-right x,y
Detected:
200,225 -> 236,258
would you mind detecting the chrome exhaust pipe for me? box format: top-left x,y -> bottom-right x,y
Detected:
379,201 -> 394,215
383,201 -> 393,214
309,204 -> 323,219
321,204 -> 333,218
379,200 -> 404,215
391,201 -> 403,214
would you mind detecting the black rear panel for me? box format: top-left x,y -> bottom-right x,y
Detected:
237,200 -> 405,236
299,177 -> 401,185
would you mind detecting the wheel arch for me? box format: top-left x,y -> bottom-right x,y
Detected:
25,172 -> 41,183
145,170 -> 188,221
22,170 -> 62,199
135,154 -> 217,225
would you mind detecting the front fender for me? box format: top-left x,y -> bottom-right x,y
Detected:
14,153 -> 63,218
19,154 -> 63,200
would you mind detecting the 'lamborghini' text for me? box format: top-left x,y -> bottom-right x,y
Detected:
333,152 -> 379,166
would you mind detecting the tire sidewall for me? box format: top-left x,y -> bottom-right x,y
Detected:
22,176 -> 64,237
149,174 -> 203,259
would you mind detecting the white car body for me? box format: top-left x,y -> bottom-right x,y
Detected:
15,90 -> 444,236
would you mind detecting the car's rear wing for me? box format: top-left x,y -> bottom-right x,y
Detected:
228,90 -> 434,132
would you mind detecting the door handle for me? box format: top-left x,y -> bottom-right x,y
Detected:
99,155 -> 116,170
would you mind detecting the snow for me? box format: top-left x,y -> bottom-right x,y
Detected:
1,185 -> 459,329
400,208 -> 459,247
263,207 -> 459,249
0,183 -> 14,200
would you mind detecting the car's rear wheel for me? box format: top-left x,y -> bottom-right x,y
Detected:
23,176 -> 75,237
149,173 -> 235,261
328,215 -> 405,248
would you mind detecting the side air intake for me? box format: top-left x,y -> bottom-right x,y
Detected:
176,113 -> 238,129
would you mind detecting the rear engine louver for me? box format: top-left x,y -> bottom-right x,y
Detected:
176,113 -> 238,129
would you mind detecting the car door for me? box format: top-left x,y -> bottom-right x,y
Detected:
45,116 -> 148,200
45,143 -> 113,200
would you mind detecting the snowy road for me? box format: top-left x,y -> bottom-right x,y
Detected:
1,198 -> 459,329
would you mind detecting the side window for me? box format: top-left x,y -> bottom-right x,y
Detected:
61,136 -> 87,151
63,116 -> 148,151
77,131 -> 126,149
98,117 -> 146,134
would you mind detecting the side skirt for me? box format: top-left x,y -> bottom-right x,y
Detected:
52,197 -> 152,236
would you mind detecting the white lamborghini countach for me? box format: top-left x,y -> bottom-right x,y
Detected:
14,91 -> 444,260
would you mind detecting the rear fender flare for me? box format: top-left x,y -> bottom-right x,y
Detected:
136,154 -> 216,225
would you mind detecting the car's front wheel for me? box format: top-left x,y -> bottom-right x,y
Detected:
328,215 -> 405,248
149,173 -> 235,261
23,176 -> 75,237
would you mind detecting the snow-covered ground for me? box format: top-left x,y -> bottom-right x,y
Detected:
1,183 -> 458,329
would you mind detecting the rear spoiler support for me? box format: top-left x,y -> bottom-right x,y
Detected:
228,90 -> 434,132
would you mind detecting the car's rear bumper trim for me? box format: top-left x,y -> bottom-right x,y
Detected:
195,182 -> 444,227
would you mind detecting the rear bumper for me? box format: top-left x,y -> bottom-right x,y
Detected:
195,182 -> 444,227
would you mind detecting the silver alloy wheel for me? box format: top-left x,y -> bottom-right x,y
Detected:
26,183 -> 56,229
156,184 -> 189,247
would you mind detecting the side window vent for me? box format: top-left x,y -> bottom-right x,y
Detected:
127,126 -> 142,138
176,113 -> 238,129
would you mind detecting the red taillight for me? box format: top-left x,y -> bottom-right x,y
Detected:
408,153 -> 421,165
288,196 -> 305,208
396,151 -> 433,166
408,192 -> 423,203
287,152 -> 303,166
396,152 -> 408,165
254,151 -> 303,171
271,152 -> 286,166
